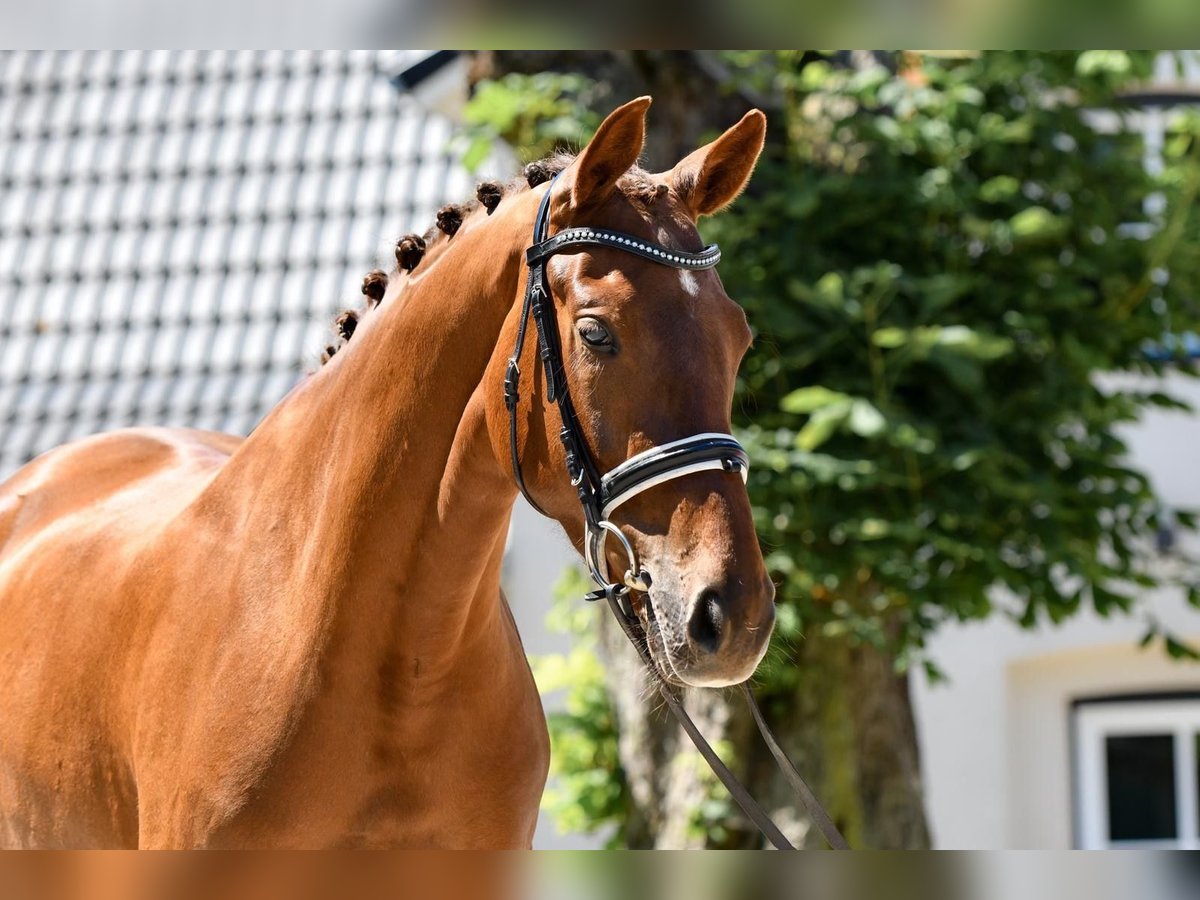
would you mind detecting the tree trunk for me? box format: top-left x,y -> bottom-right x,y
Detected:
479,50 -> 931,849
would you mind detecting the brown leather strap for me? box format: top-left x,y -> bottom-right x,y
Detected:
742,683 -> 850,850
603,592 -> 796,850
604,592 -> 851,850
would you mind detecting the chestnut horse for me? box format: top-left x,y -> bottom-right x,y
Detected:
0,97 -> 773,848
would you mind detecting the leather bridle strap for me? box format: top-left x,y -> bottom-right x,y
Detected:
506,177 -> 745,580
506,176 -> 848,851
603,591 -> 795,850
525,226 -> 721,270
587,434 -> 750,587
743,682 -> 851,850
601,433 -> 748,520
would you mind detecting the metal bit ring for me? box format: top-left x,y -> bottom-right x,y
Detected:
585,520 -> 650,593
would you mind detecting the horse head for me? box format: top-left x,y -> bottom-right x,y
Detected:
491,98 -> 774,688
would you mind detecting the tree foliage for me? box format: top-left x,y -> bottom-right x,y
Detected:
712,51 -> 1200,675
467,51 -> 1200,842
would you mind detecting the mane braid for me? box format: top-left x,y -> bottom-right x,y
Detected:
524,160 -> 554,187
361,270 -> 388,306
318,150 -> 662,369
334,310 -> 358,342
395,234 -> 427,272
476,181 -> 503,214
435,204 -> 465,236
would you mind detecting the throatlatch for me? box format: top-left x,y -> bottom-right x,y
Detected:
504,175 -> 848,851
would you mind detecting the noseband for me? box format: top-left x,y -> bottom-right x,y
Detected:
504,177 -> 848,851
505,177 -> 748,606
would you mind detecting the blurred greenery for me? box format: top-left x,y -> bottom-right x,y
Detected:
458,72 -> 602,169
469,51 -> 1200,842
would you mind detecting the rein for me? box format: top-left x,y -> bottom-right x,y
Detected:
505,177 -> 848,851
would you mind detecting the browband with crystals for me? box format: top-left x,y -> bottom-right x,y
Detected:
525,227 -> 721,270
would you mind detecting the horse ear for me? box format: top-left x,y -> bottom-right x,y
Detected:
669,109 -> 766,218
565,96 -> 651,210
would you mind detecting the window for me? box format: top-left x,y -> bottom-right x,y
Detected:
1074,697 -> 1200,848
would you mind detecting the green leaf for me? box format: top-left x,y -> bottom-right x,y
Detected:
1092,584 -> 1132,616
923,659 -> 948,685
815,272 -> 844,305
1009,206 -> 1067,242
979,175 -> 1020,203
928,325 -> 1014,360
927,347 -> 983,393
858,518 -> 890,539
796,402 -> 852,450
872,327 -> 908,348
799,60 -> 832,90
1165,636 -> 1200,661
1187,583 -> 1200,609
848,399 -> 887,438
876,325 -> 1014,364
1076,51 -> 1132,77
950,448 -> 985,471
780,385 -> 851,414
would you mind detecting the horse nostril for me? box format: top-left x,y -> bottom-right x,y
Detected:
688,590 -> 727,655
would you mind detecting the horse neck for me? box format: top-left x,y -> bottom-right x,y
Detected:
206,193 -> 537,681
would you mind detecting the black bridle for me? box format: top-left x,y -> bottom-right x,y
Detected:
505,177 -> 848,851
506,178 -> 749,608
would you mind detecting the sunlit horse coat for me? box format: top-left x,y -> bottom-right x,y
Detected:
0,98 -> 772,848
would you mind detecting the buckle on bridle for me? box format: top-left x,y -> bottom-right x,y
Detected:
503,358 -> 520,411
583,582 -> 626,604
584,580 -> 639,623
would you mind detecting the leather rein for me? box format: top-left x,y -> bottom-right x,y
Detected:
504,177 -> 848,851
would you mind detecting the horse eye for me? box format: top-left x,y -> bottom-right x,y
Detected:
577,317 -> 615,352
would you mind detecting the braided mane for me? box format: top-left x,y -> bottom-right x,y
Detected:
319,153 -> 663,364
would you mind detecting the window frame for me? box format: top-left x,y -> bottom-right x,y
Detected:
1072,694 -> 1200,849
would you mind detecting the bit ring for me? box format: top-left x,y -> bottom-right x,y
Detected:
585,520 -> 649,593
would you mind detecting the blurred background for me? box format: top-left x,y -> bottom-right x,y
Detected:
3,50 -> 1200,851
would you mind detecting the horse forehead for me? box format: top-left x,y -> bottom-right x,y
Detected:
557,254 -> 728,326
554,210 -> 716,300
551,196 -> 740,331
